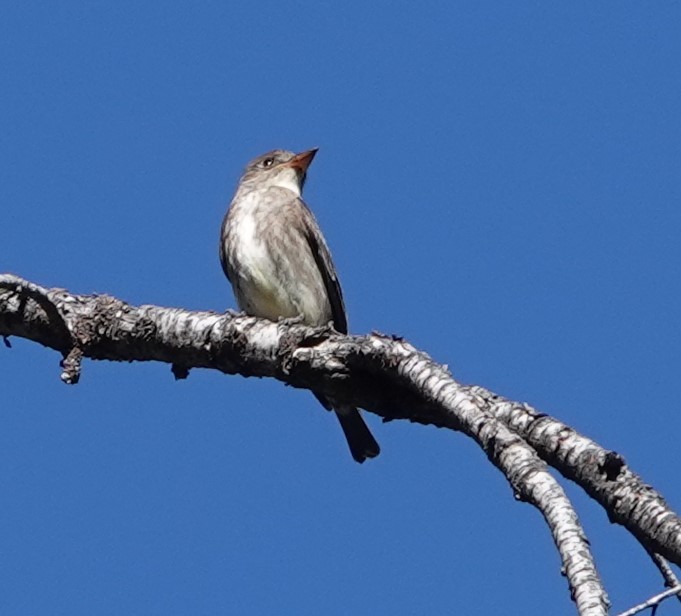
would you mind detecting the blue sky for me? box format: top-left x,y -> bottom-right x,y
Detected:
2,2 -> 681,614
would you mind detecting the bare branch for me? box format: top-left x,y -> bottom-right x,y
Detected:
615,584 -> 681,616
5,273 -> 681,614
474,387 -> 681,566
0,274 -> 73,351
645,549 -> 681,604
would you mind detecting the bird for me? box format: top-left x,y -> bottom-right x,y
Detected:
219,148 -> 380,463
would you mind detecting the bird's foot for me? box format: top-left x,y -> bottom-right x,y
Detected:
277,314 -> 305,327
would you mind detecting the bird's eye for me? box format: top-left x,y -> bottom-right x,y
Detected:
262,157 -> 275,168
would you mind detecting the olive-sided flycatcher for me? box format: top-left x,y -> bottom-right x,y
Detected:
219,148 -> 380,463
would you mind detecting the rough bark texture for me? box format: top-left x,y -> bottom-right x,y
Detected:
3,273 -> 681,614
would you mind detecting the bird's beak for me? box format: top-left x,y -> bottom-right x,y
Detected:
285,148 -> 318,172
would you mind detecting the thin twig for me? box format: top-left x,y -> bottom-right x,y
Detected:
615,584 -> 681,616
645,549 -> 681,607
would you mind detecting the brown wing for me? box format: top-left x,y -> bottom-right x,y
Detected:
298,199 -> 348,334
218,212 -> 232,283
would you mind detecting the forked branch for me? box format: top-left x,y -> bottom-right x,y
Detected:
3,273 -> 680,614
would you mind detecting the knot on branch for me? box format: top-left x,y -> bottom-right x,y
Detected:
600,450 -> 626,481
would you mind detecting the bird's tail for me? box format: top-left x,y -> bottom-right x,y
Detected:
334,407 -> 380,464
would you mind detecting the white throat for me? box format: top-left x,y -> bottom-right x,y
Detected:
271,174 -> 302,198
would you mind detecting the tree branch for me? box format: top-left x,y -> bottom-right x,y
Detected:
3,273 -> 680,614
615,584 -> 681,616
478,387 -> 681,567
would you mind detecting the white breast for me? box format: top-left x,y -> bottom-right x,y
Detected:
227,187 -> 331,325
229,196 -> 299,320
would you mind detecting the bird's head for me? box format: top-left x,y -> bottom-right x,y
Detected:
238,148 -> 318,198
